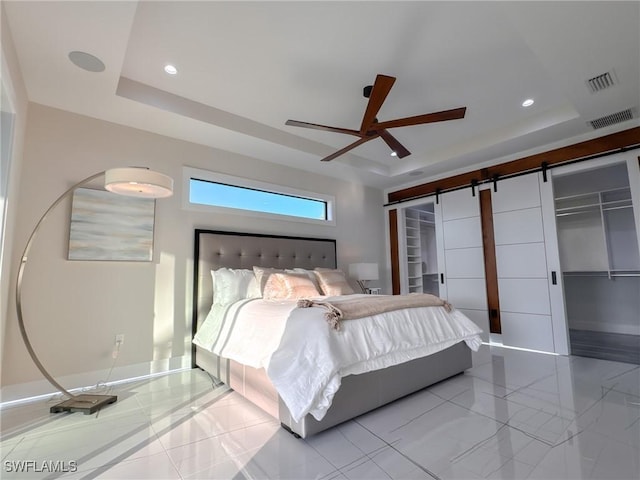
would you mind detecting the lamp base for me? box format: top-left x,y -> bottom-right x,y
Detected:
50,394 -> 117,415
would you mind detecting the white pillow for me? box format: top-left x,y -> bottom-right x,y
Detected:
211,268 -> 261,305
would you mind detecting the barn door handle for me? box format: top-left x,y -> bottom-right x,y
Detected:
440,273 -> 445,284
551,271 -> 557,285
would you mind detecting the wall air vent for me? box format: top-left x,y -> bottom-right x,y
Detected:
589,109 -> 634,129
586,71 -> 617,93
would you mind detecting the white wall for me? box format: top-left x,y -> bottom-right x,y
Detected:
1,103 -> 386,400
1,2 -> 30,395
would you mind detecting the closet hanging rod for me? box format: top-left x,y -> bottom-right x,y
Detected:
556,204 -> 633,216
602,204 -> 633,212
555,198 -> 631,210
563,271 -> 640,277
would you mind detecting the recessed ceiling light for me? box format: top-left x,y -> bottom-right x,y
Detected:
164,64 -> 178,75
390,151 -> 398,157
522,98 -> 534,107
68,51 -> 105,73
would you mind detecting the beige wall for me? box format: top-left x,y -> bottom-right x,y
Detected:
1,2 -> 30,393
1,103 -> 386,400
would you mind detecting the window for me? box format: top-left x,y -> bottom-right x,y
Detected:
183,167 -> 335,225
190,179 -> 327,220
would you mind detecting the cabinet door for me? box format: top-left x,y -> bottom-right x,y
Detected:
439,189 -> 489,340
492,174 -> 568,353
539,173 -> 570,355
434,201 -> 447,301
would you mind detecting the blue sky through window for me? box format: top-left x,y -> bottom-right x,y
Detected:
189,179 -> 327,220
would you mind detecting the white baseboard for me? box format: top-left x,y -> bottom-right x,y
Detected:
0,355 -> 191,405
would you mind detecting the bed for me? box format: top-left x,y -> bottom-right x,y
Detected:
191,229 -> 481,438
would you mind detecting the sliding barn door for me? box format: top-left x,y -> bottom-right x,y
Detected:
388,173 -> 569,353
438,189 -> 490,341
491,174 -> 569,354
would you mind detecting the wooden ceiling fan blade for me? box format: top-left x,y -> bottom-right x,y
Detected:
374,107 -> 467,130
285,120 -> 361,137
380,130 -> 411,158
359,74 -> 396,135
320,135 -> 378,162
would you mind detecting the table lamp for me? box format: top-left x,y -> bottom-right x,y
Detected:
348,262 -> 379,293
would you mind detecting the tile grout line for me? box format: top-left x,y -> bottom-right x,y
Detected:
388,397 -> 448,434
310,424 -> 399,480
152,375 -> 222,480
353,418 -> 442,480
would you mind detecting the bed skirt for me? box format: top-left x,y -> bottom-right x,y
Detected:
194,341 -> 472,438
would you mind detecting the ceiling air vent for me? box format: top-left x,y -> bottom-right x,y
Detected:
589,109 -> 634,129
586,71 -> 616,93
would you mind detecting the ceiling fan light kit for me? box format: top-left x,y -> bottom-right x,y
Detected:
286,74 -> 467,162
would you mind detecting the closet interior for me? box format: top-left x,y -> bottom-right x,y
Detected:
403,204 -> 440,296
553,161 -> 640,363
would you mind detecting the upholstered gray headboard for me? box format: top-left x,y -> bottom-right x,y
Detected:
191,229 -> 337,352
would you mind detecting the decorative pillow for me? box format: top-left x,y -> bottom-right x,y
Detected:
253,266 -> 286,294
211,268 -> 261,305
263,272 -> 321,300
292,268 -> 322,292
314,268 -> 355,296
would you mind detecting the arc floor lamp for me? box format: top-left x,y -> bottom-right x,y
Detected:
16,167 -> 173,414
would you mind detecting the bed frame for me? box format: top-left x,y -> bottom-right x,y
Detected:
192,229 -> 472,438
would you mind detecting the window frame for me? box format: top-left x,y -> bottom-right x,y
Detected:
182,167 -> 336,226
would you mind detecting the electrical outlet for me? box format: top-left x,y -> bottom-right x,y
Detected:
115,334 -> 125,345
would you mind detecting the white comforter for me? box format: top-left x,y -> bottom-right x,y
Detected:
193,294 -> 482,422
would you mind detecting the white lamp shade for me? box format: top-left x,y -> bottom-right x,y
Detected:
349,262 -> 379,281
104,167 -> 173,198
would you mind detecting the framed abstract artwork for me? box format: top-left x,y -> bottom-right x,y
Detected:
68,187 -> 155,261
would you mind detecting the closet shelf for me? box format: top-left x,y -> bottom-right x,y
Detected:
563,270 -> 640,278
554,186 -> 630,202
404,205 -> 438,296
555,186 -> 632,217
556,202 -> 632,217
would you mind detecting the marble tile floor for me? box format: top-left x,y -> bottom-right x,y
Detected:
1,345 -> 638,480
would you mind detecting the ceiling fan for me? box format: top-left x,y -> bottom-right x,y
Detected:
285,74 -> 467,162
